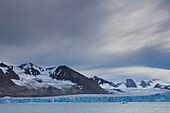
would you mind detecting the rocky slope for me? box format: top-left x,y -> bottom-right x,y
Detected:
0,63 -> 107,97
0,62 -> 169,97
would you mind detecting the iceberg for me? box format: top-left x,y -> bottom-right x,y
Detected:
0,93 -> 170,104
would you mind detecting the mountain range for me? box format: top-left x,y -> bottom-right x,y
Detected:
0,62 -> 169,97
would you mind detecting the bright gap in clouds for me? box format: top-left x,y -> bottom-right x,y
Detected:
79,66 -> 170,82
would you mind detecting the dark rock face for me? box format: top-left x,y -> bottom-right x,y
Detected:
24,68 -> 40,75
0,63 -> 20,80
0,63 -> 9,68
5,69 -> 20,80
0,69 -> 23,97
91,76 -> 124,93
147,79 -> 160,86
92,76 -> 109,84
92,76 -> 118,87
0,69 -> 16,86
154,83 -> 170,91
50,65 -> 108,94
140,80 -> 147,88
125,79 -> 137,88
154,84 -> 161,88
18,63 -> 40,76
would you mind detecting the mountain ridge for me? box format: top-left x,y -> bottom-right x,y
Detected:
0,62 -> 169,97
0,62 -> 108,97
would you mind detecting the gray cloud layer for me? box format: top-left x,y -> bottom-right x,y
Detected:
0,0 -> 170,80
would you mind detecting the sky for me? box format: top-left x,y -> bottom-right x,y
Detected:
0,0 -> 170,81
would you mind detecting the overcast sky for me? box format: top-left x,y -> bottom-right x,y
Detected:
1,0 -> 170,81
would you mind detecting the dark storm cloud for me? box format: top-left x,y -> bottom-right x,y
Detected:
0,0 -> 170,80
0,0 -> 108,45
0,0 -> 113,63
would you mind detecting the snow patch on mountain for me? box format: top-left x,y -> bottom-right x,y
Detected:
12,74 -> 76,89
100,83 -> 114,89
11,65 -> 75,89
11,76 -> 75,90
0,67 -> 8,74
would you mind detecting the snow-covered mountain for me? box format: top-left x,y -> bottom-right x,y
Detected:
0,62 -> 169,97
0,63 -> 107,97
91,76 -> 170,96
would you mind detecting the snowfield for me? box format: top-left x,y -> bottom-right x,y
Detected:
12,67 -> 76,89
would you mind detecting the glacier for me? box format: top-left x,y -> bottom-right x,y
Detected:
0,93 -> 170,104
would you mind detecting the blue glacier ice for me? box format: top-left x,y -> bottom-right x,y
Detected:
0,93 -> 170,104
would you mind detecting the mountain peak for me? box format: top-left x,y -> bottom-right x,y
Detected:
50,65 -> 82,80
18,62 -> 42,76
0,62 -> 9,68
92,76 -> 108,84
0,62 -> 170,97
49,66 -> 107,94
57,65 -> 70,70
152,78 -> 160,81
140,80 -> 147,88
19,62 -> 38,68
125,79 -> 137,88
92,76 -> 118,88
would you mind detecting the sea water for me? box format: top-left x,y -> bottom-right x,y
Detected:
0,102 -> 169,113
